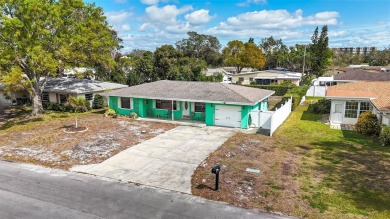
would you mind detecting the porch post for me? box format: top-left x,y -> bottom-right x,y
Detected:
171,100 -> 174,121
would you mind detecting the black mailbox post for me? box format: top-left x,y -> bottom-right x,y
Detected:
211,165 -> 221,191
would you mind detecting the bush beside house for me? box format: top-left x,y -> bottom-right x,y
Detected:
380,126 -> 390,146
92,94 -> 105,109
355,111 -> 381,136
43,101 -> 91,113
313,99 -> 331,114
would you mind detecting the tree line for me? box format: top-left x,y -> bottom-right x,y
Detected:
1,0 -> 388,116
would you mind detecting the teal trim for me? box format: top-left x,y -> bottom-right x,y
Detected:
109,96 -> 134,115
108,95 -> 270,129
241,106 -> 250,129
205,103 -> 214,126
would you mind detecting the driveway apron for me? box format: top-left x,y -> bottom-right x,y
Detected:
72,126 -> 237,194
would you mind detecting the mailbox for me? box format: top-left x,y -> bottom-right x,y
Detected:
211,165 -> 220,174
211,165 -> 221,191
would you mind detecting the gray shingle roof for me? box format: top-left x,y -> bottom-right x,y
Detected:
103,80 -> 274,105
334,69 -> 390,81
43,78 -> 128,94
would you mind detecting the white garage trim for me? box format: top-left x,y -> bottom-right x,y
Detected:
214,105 -> 241,128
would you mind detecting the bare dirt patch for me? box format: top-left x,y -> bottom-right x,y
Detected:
191,132 -> 310,217
0,113 -> 176,169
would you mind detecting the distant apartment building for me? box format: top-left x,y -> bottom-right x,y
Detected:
332,47 -> 377,55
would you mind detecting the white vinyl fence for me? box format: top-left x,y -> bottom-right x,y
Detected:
255,97 -> 293,136
306,86 -> 326,97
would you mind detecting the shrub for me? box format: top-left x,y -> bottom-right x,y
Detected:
282,86 -> 309,110
42,101 -> 91,113
92,94 -> 105,109
129,112 -> 138,119
104,108 -> 117,117
313,99 -> 331,114
380,126 -> 390,146
355,111 -> 381,136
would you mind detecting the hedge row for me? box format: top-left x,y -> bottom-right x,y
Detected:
245,85 -> 296,96
282,86 -> 309,110
43,102 -> 91,113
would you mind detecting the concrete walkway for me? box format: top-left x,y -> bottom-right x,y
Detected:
72,126 -> 237,194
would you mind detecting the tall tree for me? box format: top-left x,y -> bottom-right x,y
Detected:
222,40 -> 266,73
175,31 -> 222,66
260,37 -> 289,69
154,45 -> 179,80
0,0 -> 121,115
309,25 -> 332,77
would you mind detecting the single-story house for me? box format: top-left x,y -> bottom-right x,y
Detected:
41,78 -> 128,104
231,69 -> 302,85
0,83 -> 29,107
205,68 -> 232,84
222,67 -> 253,74
326,81 -> 390,127
333,69 -> 390,84
103,80 -> 274,129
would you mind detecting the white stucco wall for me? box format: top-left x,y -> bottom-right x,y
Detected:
329,99 -> 375,125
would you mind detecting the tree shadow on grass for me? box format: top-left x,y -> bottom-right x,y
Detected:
310,137 -> 390,213
0,117 -> 44,131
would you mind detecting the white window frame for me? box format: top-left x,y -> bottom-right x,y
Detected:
119,97 -> 132,109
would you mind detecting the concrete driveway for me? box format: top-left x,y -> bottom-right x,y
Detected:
72,126 -> 237,194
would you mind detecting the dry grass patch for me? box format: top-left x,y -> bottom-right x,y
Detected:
0,109 -> 176,169
192,102 -> 390,219
192,132 -> 310,217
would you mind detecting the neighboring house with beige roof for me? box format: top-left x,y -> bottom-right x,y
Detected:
326,81 -> 390,128
231,69 -> 302,86
103,80 -> 275,129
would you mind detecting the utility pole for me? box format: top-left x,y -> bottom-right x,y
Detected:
302,45 -> 307,75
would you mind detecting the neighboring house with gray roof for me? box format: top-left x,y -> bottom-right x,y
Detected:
0,83 -> 29,107
41,78 -> 128,105
103,80 -> 274,128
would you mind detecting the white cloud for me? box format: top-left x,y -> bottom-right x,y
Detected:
121,24 -> 131,31
105,10 -> 133,23
237,0 -> 267,7
221,9 -> 339,30
141,0 -> 160,5
105,10 -> 133,32
145,5 -> 193,25
185,9 -> 214,26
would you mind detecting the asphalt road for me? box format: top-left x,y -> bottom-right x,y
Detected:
0,160 -> 294,219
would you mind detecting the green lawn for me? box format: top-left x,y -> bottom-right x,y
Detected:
273,102 -> 390,219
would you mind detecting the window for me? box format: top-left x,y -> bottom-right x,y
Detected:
359,102 -> 371,115
42,92 -> 49,102
238,77 -> 244,82
59,94 -> 67,104
194,102 -> 205,112
85,93 -> 93,101
156,100 -> 177,110
120,97 -> 131,109
249,77 -> 253,82
344,101 -> 358,118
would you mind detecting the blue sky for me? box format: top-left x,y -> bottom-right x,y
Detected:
85,0 -> 390,52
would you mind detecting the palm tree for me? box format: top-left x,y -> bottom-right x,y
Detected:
66,97 -> 88,128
